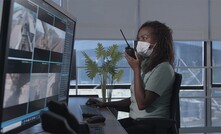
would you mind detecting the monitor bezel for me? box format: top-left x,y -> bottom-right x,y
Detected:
0,0 -> 14,131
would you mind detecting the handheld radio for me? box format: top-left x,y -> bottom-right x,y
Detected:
120,29 -> 136,59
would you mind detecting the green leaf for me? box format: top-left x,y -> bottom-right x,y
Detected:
107,44 -> 123,65
107,44 -> 118,56
81,51 -> 99,79
113,70 -> 124,82
96,43 -> 106,59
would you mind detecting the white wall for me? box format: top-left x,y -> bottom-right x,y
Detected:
63,0 -> 220,41
65,0 -> 138,40
210,0 -> 221,40
140,0 -> 208,41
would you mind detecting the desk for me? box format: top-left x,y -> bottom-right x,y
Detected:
19,97 -> 127,134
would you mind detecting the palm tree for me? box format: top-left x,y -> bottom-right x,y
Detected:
82,43 -> 124,102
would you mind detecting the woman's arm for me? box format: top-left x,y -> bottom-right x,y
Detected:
133,69 -> 159,110
125,52 -> 159,110
87,98 -> 131,111
104,98 -> 131,112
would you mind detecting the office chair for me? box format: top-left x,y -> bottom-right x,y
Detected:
134,72 -> 182,134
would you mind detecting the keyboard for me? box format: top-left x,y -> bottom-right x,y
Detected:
88,124 -> 104,134
80,105 -> 101,117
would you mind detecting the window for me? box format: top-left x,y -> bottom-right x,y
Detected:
75,40 -> 131,85
211,41 -> 221,126
174,41 -> 204,86
212,41 -> 221,85
174,41 -> 205,127
70,40 -> 133,98
71,40 -> 221,131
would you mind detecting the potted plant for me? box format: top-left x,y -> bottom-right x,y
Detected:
82,43 -> 124,102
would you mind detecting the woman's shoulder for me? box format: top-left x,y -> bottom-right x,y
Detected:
153,62 -> 174,74
156,62 -> 173,69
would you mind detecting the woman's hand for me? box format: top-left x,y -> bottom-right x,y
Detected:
125,52 -> 141,71
86,98 -> 105,107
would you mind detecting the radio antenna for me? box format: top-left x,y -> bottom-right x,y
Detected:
120,29 -> 130,47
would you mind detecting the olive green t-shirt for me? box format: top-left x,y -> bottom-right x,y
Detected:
129,62 -> 175,119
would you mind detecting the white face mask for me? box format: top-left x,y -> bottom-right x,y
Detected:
136,41 -> 154,57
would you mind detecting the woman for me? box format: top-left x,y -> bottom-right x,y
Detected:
87,20 -> 175,133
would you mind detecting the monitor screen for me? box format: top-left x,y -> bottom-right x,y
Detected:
0,0 -> 76,133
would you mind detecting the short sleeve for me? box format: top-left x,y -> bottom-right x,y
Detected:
144,62 -> 174,96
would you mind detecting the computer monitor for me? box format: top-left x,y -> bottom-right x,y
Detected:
0,0 -> 5,102
0,0 -> 77,133
0,0 -> 3,30
0,0 -> 4,58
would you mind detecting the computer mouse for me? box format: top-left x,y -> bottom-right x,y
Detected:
85,99 -> 96,105
86,115 -> 106,124
85,100 -> 93,105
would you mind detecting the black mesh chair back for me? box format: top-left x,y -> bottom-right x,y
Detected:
169,72 -> 182,133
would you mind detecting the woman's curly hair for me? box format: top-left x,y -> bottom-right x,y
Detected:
137,21 -> 174,73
